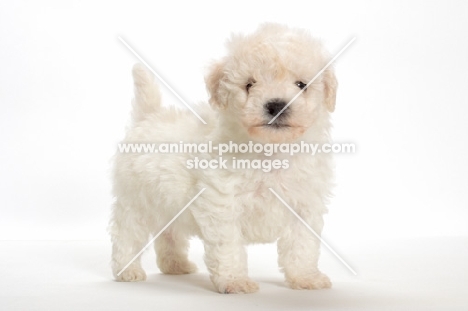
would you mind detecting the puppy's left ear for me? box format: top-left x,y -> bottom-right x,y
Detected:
323,68 -> 338,112
205,60 -> 227,109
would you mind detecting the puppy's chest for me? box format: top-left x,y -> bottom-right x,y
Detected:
232,162 -> 312,202
234,172 -> 296,222
234,181 -> 284,241
230,163 -> 324,242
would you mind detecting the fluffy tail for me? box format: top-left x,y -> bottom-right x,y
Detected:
131,63 -> 161,122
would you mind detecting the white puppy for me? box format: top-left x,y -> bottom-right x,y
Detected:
110,23 -> 337,294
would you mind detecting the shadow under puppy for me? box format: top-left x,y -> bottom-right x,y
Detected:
110,23 -> 338,294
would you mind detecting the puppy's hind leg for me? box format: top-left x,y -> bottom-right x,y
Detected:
110,200 -> 149,282
154,228 -> 197,274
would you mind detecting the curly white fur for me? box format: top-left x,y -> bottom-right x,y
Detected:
110,23 -> 337,294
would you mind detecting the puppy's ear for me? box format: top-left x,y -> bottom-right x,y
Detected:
323,68 -> 338,112
205,60 -> 227,109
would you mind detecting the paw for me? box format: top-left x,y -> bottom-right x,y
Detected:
115,267 -> 147,282
287,273 -> 331,290
158,259 -> 197,275
215,278 -> 259,294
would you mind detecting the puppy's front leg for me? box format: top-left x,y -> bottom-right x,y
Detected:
192,199 -> 258,294
204,239 -> 258,294
277,212 -> 331,290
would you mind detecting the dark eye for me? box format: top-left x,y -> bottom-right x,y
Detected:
295,81 -> 307,90
246,79 -> 256,93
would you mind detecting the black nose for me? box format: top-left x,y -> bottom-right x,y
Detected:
265,99 -> 288,118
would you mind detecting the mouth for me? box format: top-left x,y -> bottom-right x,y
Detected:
248,122 -> 305,143
261,123 -> 291,129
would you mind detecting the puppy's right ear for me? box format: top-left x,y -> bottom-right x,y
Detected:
205,60 -> 227,109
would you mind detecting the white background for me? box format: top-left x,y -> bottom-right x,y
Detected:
1,1 -> 468,310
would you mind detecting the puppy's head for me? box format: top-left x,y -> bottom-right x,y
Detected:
205,23 -> 337,143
